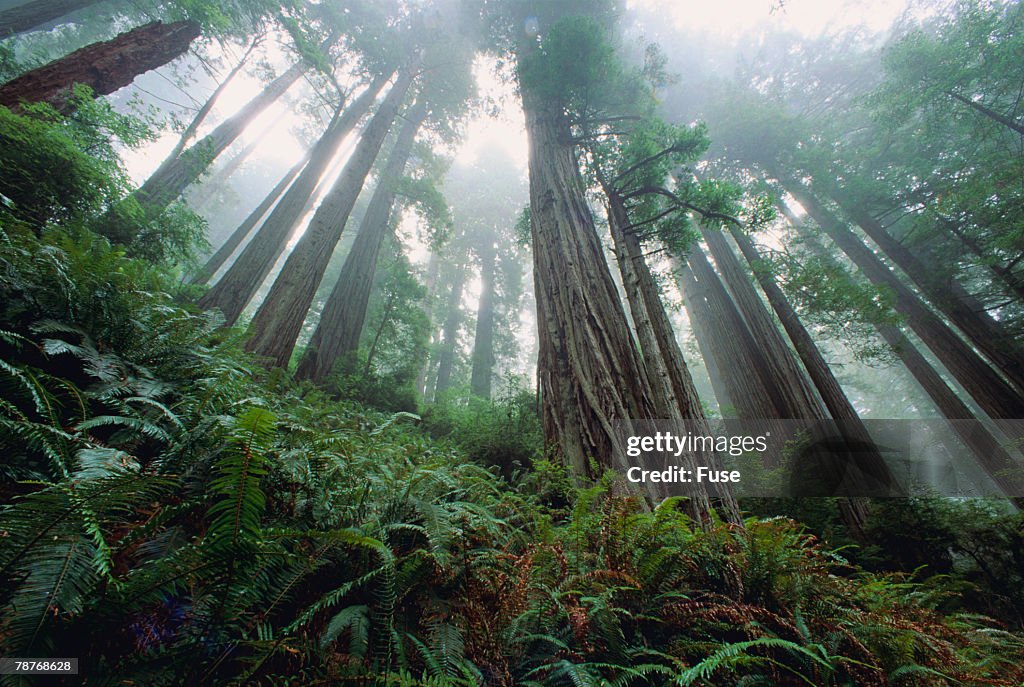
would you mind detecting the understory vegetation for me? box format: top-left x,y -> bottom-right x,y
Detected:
0,222 -> 1022,685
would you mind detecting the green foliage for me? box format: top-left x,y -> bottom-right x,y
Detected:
1,2 -> 1024,681
0,91 -> 150,229
1,223 -> 1023,684
321,249 -> 430,413
518,16 -> 619,110
0,89 -> 207,264
423,383 -> 543,479
764,228 -> 902,364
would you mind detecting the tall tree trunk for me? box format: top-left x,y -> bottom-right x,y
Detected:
434,269 -> 466,397
683,248 -> 791,420
295,98 -> 428,382
604,188 -> 747,513
166,35 -> 262,163
947,90 -> 1024,136
829,193 -> 1024,393
727,225 -> 899,523
122,29 -> 342,230
728,226 -> 871,430
0,0 -> 102,37
470,242 -> 497,399
783,181 -> 1024,422
701,225 -> 825,418
684,279 -> 732,414
604,188 -> 682,421
416,251 -> 441,399
0,20 -> 200,113
520,80 -> 712,512
190,152 -> 307,286
364,289 -> 398,377
875,323 -> 1024,505
788,211 -> 1024,505
604,182 -> 713,430
197,73 -> 389,324
244,63 -> 419,367
130,63 -> 305,220
199,136 -> 261,194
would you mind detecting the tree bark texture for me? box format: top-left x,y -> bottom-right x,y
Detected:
726,226 -> 899,524
295,98 -> 428,382
0,20 -> 200,113
190,152 -> 307,286
605,188 -> 683,422
244,63 -> 418,367
605,189 -> 742,515
784,181 -> 1024,422
197,73 -> 389,324
521,84 -> 670,495
0,0 -> 102,37
829,193 -> 1024,394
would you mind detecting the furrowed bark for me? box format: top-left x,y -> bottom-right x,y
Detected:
685,247 -> 791,420
295,97 -> 428,382
521,79 -> 711,511
605,186 -> 746,515
0,0 -> 102,37
197,73 -> 390,324
0,20 -> 200,113
604,186 -> 684,422
244,62 -> 419,367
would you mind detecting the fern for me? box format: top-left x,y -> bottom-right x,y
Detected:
206,407 -> 275,554
321,604 -> 371,655
675,637 -> 834,686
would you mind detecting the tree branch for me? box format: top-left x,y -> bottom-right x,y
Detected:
612,143 -> 697,187
622,185 -> 744,227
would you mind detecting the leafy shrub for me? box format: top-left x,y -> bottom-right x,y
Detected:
422,385 -> 543,479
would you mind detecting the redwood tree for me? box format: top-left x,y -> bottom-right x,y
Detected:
0,0 -> 102,38
197,72 -> 390,324
244,57 -> 420,367
0,20 -> 200,113
295,97 -> 429,382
